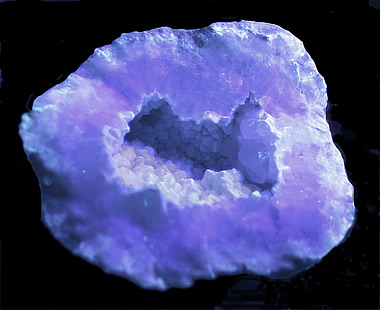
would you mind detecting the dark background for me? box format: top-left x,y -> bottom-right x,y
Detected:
1,0 -> 379,309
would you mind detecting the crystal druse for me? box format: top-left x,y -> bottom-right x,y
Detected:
19,21 -> 355,290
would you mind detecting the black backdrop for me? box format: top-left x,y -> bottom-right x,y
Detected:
1,0 -> 379,309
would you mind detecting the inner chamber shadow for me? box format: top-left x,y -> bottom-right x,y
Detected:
124,99 -> 238,180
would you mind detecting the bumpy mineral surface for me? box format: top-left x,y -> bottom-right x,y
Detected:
19,21 -> 355,290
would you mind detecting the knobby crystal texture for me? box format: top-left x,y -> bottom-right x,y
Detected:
19,21 -> 355,290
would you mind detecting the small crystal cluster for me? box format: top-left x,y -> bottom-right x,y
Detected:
19,21 -> 355,290
113,144 -> 251,206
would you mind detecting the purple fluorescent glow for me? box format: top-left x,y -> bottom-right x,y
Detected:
19,21 -> 355,290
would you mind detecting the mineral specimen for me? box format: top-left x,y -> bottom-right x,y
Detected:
19,21 -> 355,290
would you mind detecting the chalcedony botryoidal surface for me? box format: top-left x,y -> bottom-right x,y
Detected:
19,21 -> 355,290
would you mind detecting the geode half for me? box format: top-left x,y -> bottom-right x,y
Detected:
19,21 -> 355,290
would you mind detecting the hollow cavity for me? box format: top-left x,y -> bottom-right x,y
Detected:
111,98 -> 277,206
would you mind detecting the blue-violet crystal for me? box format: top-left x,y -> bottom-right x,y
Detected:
19,21 -> 356,290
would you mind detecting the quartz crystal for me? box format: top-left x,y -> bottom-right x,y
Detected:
19,21 -> 355,290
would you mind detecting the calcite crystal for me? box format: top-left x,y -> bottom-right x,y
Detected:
19,21 -> 355,290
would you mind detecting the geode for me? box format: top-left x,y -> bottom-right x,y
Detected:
19,21 -> 355,290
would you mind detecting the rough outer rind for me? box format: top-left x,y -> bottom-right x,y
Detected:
19,21 -> 355,290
